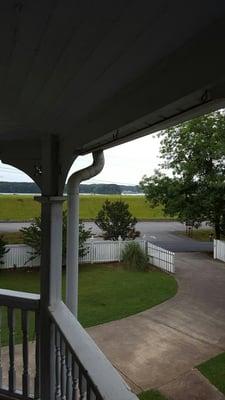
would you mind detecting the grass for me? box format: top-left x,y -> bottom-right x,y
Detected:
0,195 -> 40,221
0,231 -> 24,243
197,352 -> 225,395
138,390 -> 168,400
0,194 -> 174,221
0,263 -> 177,345
176,228 -> 215,242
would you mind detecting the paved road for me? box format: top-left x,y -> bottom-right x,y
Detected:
88,252 -> 225,399
0,222 -> 31,232
83,221 -> 213,252
0,221 -> 213,253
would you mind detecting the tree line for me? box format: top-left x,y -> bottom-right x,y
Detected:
0,182 -> 141,195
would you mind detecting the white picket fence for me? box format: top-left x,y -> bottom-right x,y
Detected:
147,242 -> 175,273
214,239 -> 225,262
81,239 -> 146,263
2,244 -> 40,269
1,240 -> 175,273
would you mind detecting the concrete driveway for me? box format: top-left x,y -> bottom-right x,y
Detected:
88,253 -> 225,399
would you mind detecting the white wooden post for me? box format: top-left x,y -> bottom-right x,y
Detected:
143,235 -> 148,258
213,239 -> 217,259
36,197 -> 65,303
36,196 -> 65,400
91,236 -> 94,264
118,236 -> 122,262
38,135 -> 65,400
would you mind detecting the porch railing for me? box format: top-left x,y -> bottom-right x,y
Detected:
49,301 -> 137,400
0,289 -> 40,400
0,290 -> 138,400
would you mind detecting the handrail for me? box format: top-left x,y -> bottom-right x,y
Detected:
0,289 -> 40,399
49,301 -> 138,400
0,289 -> 40,309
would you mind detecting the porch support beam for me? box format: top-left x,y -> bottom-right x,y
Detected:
35,195 -> 65,400
37,134 -> 65,400
36,196 -> 65,304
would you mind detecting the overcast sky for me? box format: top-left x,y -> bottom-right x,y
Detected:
0,133 -> 162,185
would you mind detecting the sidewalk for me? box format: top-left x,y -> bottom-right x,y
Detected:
160,369 -> 225,400
88,253 -> 225,398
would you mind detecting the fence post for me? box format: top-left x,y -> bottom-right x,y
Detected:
143,235 -> 148,258
90,236 -> 94,264
118,236 -> 122,262
213,239 -> 217,260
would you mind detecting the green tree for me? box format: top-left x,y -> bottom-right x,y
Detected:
0,236 -> 9,265
20,211 -> 92,262
140,171 -> 203,228
140,111 -> 225,238
95,200 -> 140,240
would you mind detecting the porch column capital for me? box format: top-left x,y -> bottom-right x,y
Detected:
34,195 -> 66,203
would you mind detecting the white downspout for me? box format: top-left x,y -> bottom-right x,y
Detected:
66,151 -> 105,316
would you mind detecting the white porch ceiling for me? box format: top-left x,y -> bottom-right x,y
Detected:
0,0 -> 225,189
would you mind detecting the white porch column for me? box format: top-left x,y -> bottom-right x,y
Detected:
37,134 -> 65,400
37,195 -> 65,400
36,196 -> 65,304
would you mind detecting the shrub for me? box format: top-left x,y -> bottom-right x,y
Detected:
20,217 -> 41,262
95,199 -> 140,240
20,211 -> 92,263
122,241 -> 148,271
0,235 -> 9,265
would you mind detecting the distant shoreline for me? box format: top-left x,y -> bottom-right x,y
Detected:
0,182 -> 142,196
0,192 -> 144,196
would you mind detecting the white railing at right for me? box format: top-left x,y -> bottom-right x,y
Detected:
49,301 -> 138,400
146,242 -> 175,273
214,239 -> 225,262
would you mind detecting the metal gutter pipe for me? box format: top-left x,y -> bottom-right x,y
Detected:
66,151 -> 105,316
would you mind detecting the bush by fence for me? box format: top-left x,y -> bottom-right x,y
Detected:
1,240 -> 175,273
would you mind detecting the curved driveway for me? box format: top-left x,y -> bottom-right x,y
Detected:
88,252 -> 225,398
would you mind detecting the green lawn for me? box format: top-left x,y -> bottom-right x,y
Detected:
197,352 -> 225,395
0,264 -> 177,345
0,195 -> 40,221
138,390 -> 168,400
176,228 -> 215,242
0,231 -> 24,243
0,194 -> 174,221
